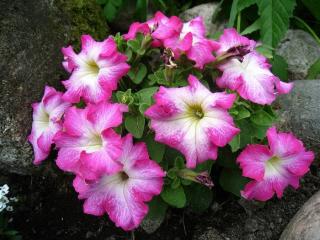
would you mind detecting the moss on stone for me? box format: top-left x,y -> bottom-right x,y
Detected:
55,0 -> 109,48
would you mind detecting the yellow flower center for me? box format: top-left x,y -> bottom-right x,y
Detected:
86,59 -> 100,75
187,104 -> 205,120
85,134 -> 103,153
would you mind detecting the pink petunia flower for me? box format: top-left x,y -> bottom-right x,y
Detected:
237,127 -> 314,201
145,74 -> 240,168
217,51 -> 293,105
54,102 -> 128,179
216,28 -> 256,55
123,22 -> 151,40
28,86 -> 71,165
62,35 -> 130,104
162,17 -> 220,69
123,11 -> 182,48
73,134 -> 165,231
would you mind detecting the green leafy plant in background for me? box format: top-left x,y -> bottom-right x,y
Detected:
223,0 -> 320,80
96,0 -> 196,23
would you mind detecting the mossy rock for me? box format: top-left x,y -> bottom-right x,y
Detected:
55,0 -> 109,48
0,0 -> 109,175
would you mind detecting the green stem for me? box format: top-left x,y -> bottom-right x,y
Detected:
293,16 -> 320,46
237,12 -> 241,32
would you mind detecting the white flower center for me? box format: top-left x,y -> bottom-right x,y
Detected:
85,134 -> 104,153
85,59 -> 100,75
265,156 -> 282,177
36,107 -> 50,132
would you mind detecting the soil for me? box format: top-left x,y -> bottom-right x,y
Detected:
1,164 -> 319,240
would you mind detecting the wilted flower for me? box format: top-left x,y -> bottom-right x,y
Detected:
145,74 -> 239,168
237,127 -> 314,201
73,134 -> 165,231
28,86 -> 70,164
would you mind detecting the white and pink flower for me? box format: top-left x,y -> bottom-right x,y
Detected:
124,11 -> 182,48
217,51 -> 293,105
54,102 -> 128,180
62,35 -> 130,104
73,134 -> 165,231
216,28 -> 256,55
28,86 -> 71,164
145,74 -> 239,168
237,127 -> 314,201
161,17 -> 220,69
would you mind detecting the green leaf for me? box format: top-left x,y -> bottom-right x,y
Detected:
136,87 -> 158,106
174,156 -> 185,169
143,196 -> 167,229
148,69 -> 167,86
104,0 -> 123,22
306,58 -> 320,79
128,63 -> 147,84
251,110 -> 275,126
125,113 -> 145,138
181,179 -> 192,186
116,89 -> 134,105
235,105 -> 251,120
171,177 -> 181,189
301,0 -> 320,21
195,160 -> 214,173
217,148 -> 238,168
241,18 -> 261,35
138,103 -> 149,115
236,119 -> 255,148
161,185 -> 186,208
228,0 -> 257,27
228,0 -> 239,27
96,0 -> 107,5
271,54 -> 288,81
125,48 -> 133,62
252,123 -> 268,139
143,133 -> 165,163
167,168 -> 177,179
257,0 -> 296,48
135,0 -> 148,21
219,168 -> 249,197
229,134 -> 240,152
256,45 -> 274,59
127,39 -> 141,53
185,184 -> 213,213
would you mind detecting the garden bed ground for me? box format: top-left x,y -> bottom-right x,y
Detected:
2,166 -> 319,240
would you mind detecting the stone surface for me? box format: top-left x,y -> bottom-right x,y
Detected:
0,0 -> 108,175
141,218 -> 163,234
179,3 -> 226,37
280,190 -> 320,240
193,227 -> 225,240
276,30 -> 320,80
276,80 -> 320,159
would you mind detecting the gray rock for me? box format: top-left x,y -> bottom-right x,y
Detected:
276,80 -> 320,158
280,190 -> 320,240
276,30 -> 320,80
0,0 -> 107,175
179,3 -> 226,37
193,227 -> 225,240
140,218 -> 163,234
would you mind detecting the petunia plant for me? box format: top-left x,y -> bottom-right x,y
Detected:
28,12 -> 314,232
